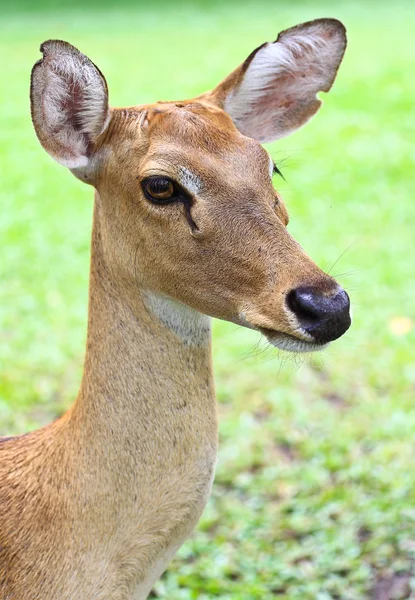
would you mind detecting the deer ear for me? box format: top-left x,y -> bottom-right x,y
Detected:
30,40 -> 110,169
208,18 -> 346,143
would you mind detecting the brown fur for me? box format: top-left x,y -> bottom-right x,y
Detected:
0,20 -> 348,599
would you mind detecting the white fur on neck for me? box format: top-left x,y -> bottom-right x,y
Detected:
143,292 -> 211,346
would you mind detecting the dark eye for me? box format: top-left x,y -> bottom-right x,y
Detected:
142,176 -> 178,204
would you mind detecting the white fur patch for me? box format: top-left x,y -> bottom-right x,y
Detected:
266,331 -> 326,353
143,292 -> 211,346
178,166 -> 202,196
239,304 -> 322,353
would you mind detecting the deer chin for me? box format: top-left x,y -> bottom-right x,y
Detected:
259,328 -> 329,353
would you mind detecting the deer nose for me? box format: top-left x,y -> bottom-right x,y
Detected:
287,286 -> 351,344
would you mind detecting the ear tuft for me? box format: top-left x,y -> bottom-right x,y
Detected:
30,40 -> 110,169
210,18 -> 347,143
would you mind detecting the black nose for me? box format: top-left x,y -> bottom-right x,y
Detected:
287,286 -> 351,344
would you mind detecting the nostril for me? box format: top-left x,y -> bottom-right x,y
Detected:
286,288 -> 322,326
286,285 -> 351,344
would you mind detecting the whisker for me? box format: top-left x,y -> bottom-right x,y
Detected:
326,238 -> 361,276
331,268 -> 364,279
239,334 -> 268,361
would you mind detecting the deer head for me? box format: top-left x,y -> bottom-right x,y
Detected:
30,19 -> 350,352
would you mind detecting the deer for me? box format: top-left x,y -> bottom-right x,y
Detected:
0,18 -> 350,600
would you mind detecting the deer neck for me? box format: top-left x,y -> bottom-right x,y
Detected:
69,199 -> 218,477
1,200 -> 218,599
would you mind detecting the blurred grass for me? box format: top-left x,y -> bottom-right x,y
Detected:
1,0 -> 414,598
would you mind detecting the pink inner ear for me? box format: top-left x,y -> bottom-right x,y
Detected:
259,75 -> 296,112
216,19 -> 346,143
231,69 -> 310,143
61,76 -> 85,132
59,74 -> 95,156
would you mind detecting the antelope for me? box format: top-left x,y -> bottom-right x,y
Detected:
0,18 -> 351,599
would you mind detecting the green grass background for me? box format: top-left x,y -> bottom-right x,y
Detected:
1,0 -> 414,598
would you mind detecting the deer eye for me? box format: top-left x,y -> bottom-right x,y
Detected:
142,176 -> 178,204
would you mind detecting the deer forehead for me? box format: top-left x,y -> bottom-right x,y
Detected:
136,105 -> 275,188
104,104 -> 276,208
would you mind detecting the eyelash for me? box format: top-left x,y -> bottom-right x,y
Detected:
272,163 -> 285,180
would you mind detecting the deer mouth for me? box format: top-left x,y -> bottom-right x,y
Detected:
259,327 -> 328,353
